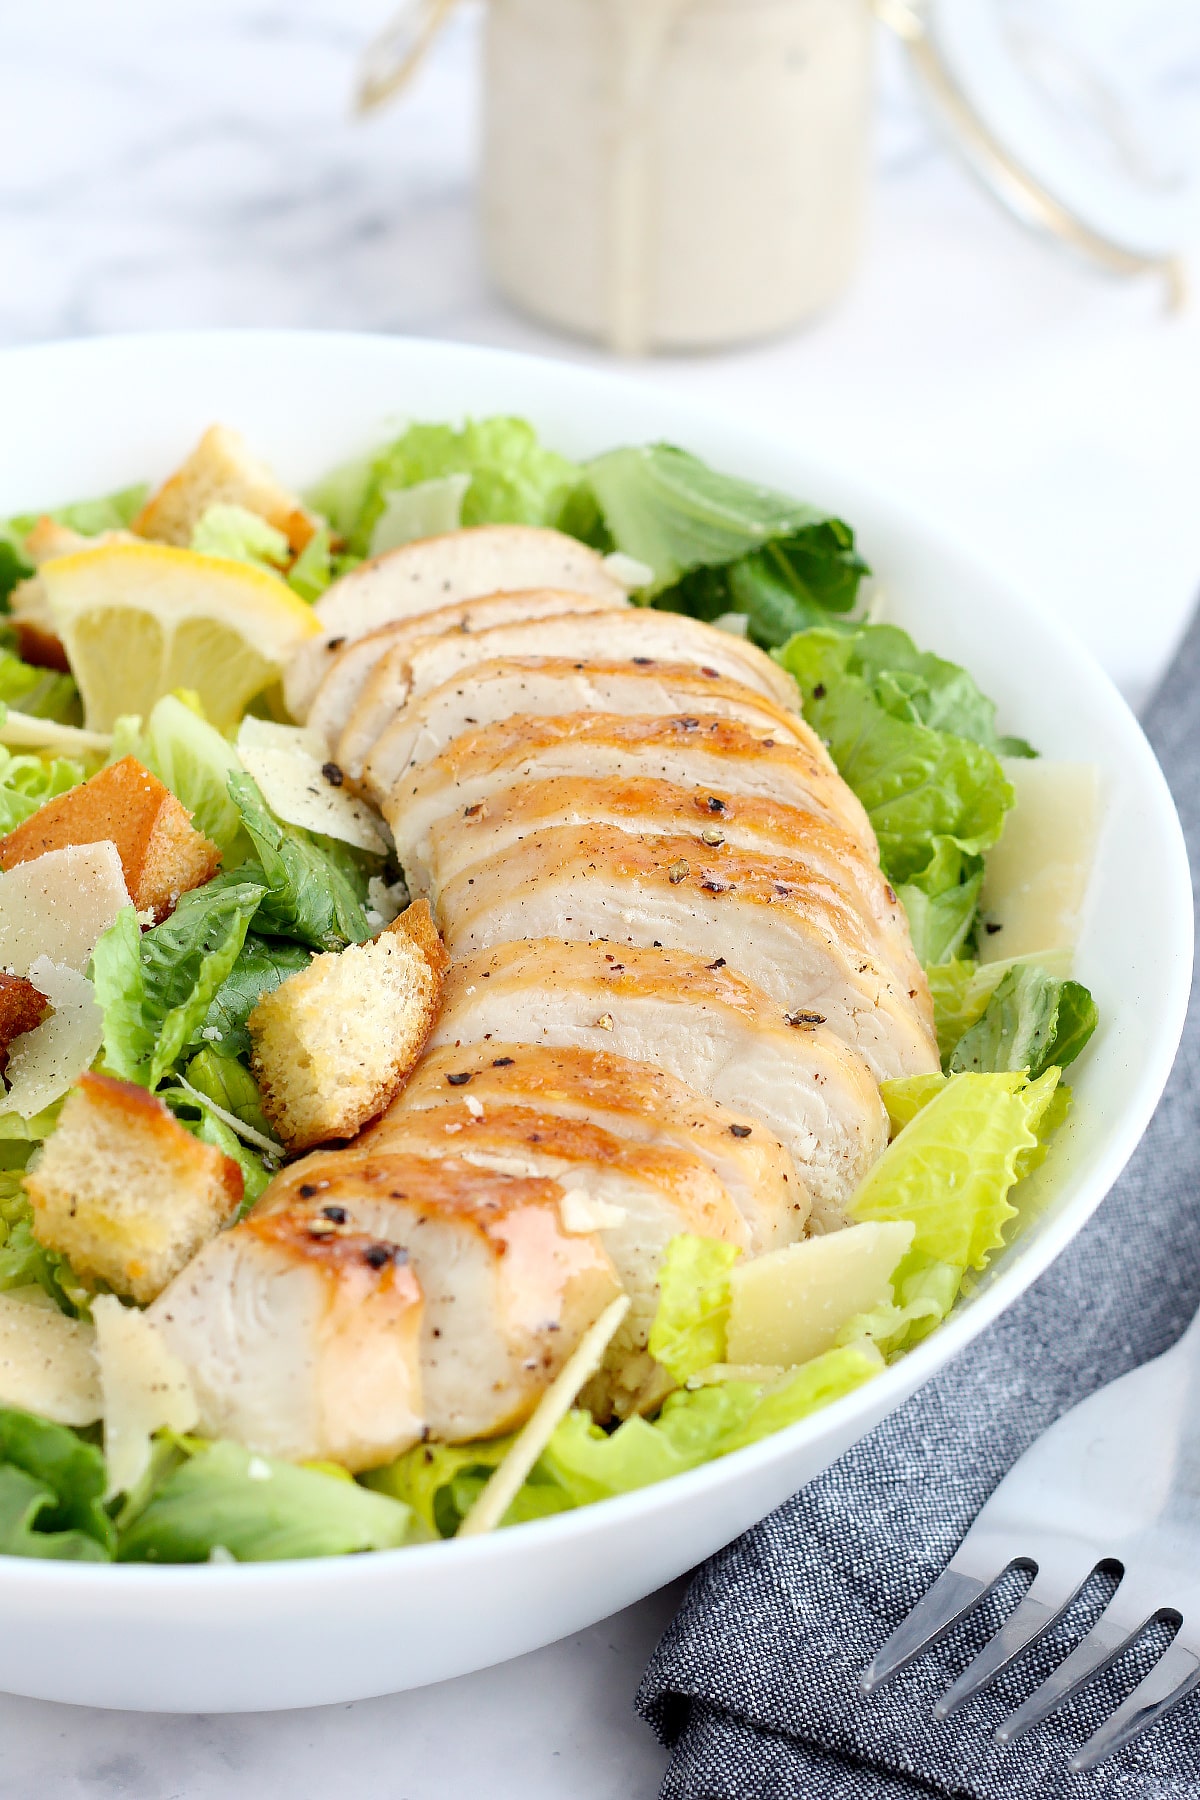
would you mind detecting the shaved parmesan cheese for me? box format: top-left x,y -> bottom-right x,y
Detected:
558,1189 -> 628,1234
601,551 -> 653,592
727,1222 -> 914,1369
4,957 -> 102,1119
92,1294 -> 199,1498
236,717 -> 388,853
457,1294 -> 630,1538
978,761 -> 1101,964
0,842 -> 131,976
712,611 -> 751,638
0,712 -> 112,754
0,1290 -> 101,1425
369,473 -> 472,557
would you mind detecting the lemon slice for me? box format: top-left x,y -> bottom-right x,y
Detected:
41,542 -> 321,731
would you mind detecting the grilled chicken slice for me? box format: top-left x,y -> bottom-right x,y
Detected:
286,526 -> 629,719
359,1104 -> 749,1354
431,940 -> 888,1226
311,591 -> 630,762
258,1152 -> 622,1441
428,773 -> 923,998
400,1043 -> 811,1253
355,656 -> 820,794
436,824 -> 936,1081
150,1206 -> 424,1472
382,713 -> 876,880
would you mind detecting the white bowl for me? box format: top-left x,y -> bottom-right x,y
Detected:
0,332 -> 1190,1713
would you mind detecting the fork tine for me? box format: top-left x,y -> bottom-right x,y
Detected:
1069,1640 -> 1200,1772
934,1569 -> 1084,1720
861,1568 -> 986,1693
994,1582 -> 1162,1746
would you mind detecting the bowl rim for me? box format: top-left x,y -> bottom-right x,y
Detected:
0,326 -> 1191,1590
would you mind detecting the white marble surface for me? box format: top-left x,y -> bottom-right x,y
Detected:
1,5 -> 1199,1796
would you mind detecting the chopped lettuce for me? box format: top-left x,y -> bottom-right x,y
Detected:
4,483 -> 147,542
0,1172 -> 89,1317
0,744 -> 85,834
182,1046 -> 277,1143
364,1436 -> 569,1538
0,638 -> 78,725
948,965 -> 1097,1080
647,1236 -> 741,1381
777,625 -> 1017,962
0,1407 -> 115,1560
581,444 -> 867,645
831,624 -> 1034,758
190,504 -> 289,572
91,885 -> 265,1091
310,418 -> 582,559
200,935 -> 312,1059
112,695 -> 247,857
227,773 -> 374,952
285,524 -> 338,603
117,1439 -> 416,1562
162,1082 -> 276,1209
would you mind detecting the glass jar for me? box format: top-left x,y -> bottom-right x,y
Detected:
480,0 -> 876,353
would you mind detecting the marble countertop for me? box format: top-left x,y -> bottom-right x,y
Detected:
1,4 -> 1198,1796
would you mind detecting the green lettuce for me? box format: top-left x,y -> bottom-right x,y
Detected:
200,934 -> 312,1058
0,1172 -> 89,1316
190,504 -> 289,572
117,1439 -> 415,1562
948,965 -> 1097,1080
0,744 -> 85,834
647,1236 -> 741,1381
182,1046 -> 278,1144
227,773 -> 373,951
310,418 -> 582,560
91,884 -> 265,1090
582,444 -> 867,644
0,1408 -> 114,1560
111,695 -> 247,857
0,640 -> 78,724
0,483 -> 147,610
832,624 -> 1034,757
364,1436 -> 570,1538
285,525 -> 338,603
161,1082 -> 276,1210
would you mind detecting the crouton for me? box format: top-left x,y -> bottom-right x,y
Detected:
248,900 -> 448,1151
10,619 -> 70,672
133,426 -> 317,555
0,756 -> 220,923
0,971 -> 49,1077
24,1071 -> 243,1303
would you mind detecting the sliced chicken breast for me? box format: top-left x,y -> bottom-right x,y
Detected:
259,1152 -> 621,1442
286,526 -> 629,719
359,1103 -> 749,1354
401,1042 -> 811,1253
428,773 -> 924,999
354,656 -> 820,792
311,591 -> 630,761
431,939 -> 888,1227
382,714 -> 876,879
150,1206 -> 424,1471
436,824 -> 936,1081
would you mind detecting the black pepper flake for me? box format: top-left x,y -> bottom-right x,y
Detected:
985,921 -> 1003,935
321,761 -> 345,788
632,656 -> 653,665
299,1183 -> 318,1198
674,716 -> 700,731
363,1243 -> 401,1270
701,879 -> 730,894
446,1071 -> 474,1087
762,738 -> 776,748
492,1056 -> 515,1067
700,666 -> 720,677
706,796 -> 726,813
321,1205 -> 349,1224
729,1124 -> 752,1138
813,683 -> 825,699
327,635 -> 346,651
885,884 -> 898,904
707,957 -> 727,969
785,1010 -> 827,1027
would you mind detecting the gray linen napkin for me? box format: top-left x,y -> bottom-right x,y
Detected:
638,606 -> 1200,1799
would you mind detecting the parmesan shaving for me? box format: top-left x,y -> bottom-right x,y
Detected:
978,761 -> 1101,964
0,711 -> 112,754
457,1294 -> 631,1538
93,1295 -> 199,1498
236,718 -> 388,853
4,957 -> 103,1119
601,551 -> 653,592
726,1222 -> 914,1369
174,1075 -> 282,1158
0,842 -> 131,975
0,1290 -> 101,1426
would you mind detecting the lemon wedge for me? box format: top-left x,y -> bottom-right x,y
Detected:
41,542 -> 321,731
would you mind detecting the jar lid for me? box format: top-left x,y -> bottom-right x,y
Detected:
881,0 -> 1199,283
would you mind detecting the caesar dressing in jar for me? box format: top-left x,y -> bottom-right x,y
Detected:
480,0 -> 876,353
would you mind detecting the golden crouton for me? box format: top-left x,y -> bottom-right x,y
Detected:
133,425 -> 317,554
0,756 -> 220,923
248,900 -> 448,1152
0,971 -> 49,1077
24,1072 -> 243,1303
10,619 -> 70,672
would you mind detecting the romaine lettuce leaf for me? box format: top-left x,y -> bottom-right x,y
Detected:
91,884 -> 265,1090
227,773 -> 373,951
190,504 -> 289,572
0,1407 -> 114,1560
182,1046 -> 277,1143
948,965 -> 1097,1080
310,418 -> 582,559
0,1172 -> 89,1316
583,444 -> 866,645
112,695 -> 247,857
0,640 -> 78,724
835,623 -> 1034,757
0,744 -> 85,834
161,1083 -> 276,1210
200,935 -> 312,1058
116,1439 -> 415,1562
286,525 -> 338,603
894,840 -> 985,967
364,1435 -> 569,1538
647,1236 -> 741,1381
0,483 -> 147,610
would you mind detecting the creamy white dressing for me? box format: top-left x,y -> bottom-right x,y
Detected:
481,0 -> 875,352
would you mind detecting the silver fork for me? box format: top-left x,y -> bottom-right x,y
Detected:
861,1307 -> 1200,1770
